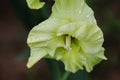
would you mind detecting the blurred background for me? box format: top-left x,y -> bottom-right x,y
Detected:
0,0 -> 120,80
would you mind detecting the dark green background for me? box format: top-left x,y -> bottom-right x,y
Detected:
0,0 -> 120,80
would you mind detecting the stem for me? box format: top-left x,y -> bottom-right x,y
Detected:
61,72 -> 71,80
47,60 -> 61,80
47,60 -> 71,80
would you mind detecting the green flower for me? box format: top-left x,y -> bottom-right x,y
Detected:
27,0 -> 107,73
26,0 -> 45,9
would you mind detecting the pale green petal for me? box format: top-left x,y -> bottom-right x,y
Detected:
83,47 -> 106,72
26,0 -> 45,9
27,47 -> 48,68
27,18 -> 68,68
27,18 -> 68,47
51,0 -> 96,23
57,22 -> 104,53
54,40 -> 106,73
54,44 -> 84,73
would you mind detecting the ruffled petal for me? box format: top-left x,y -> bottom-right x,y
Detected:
82,47 -> 106,72
27,18 -> 68,68
54,43 -> 84,73
51,0 -> 96,23
57,22 -> 104,53
27,47 -> 48,68
54,38 -> 106,73
27,18 -> 68,47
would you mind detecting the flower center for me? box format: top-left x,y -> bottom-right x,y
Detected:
65,35 -> 72,51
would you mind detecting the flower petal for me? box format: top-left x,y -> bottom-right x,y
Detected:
51,0 -> 96,23
27,18 -> 68,47
27,47 -> 48,68
54,43 -> 84,73
27,18 -> 68,68
57,22 -> 104,53
54,39 -> 106,73
83,47 -> 106,72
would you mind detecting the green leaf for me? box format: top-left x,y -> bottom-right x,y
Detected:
26,0 -> 45,9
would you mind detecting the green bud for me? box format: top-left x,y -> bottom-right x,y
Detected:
26,0 -> 45,9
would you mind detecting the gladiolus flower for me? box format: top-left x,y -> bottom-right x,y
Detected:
27,0 -> 107,73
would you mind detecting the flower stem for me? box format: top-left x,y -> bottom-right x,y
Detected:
47,60 -> 61,80
61,71 -> 71,80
